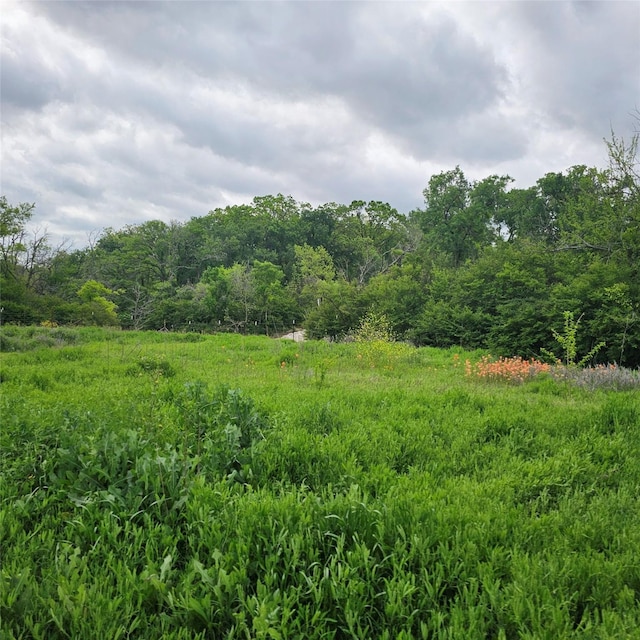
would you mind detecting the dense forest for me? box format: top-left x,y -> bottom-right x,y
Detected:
2,131 -> 639,366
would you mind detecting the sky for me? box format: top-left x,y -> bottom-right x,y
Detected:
1,0 -> 639,249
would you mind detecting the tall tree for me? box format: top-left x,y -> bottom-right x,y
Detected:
226,263 -> 257,332
0,197 -> 36,282
469,174 -> 513,243
604,129 -> 640,266
413,167 -> 491,266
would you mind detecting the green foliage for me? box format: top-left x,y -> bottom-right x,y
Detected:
127,355 -> 176,378
76,280 -> 120,326
1,328 -> 640,637
353,311 -> 414,369
361,264 -> 427,337
354,310 -> 395,343
293,243 -> 335,286
303,278 -> 362,340
413,167 -> 503,266
172,382 -> 270,483
77,279 -> 114,303
0,196 -> 35,279
0,325 -> 87,352
543,311 -> 606,367
600,282 -> 639,365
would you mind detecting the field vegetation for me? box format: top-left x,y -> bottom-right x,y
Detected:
1,326 -> 639,638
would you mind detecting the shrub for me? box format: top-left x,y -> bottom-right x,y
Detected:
0,330 -> 23,352
542,310 -> 605,367
353,312 -> 413,369
354,311 -> 395,343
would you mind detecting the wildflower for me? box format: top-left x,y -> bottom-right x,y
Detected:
465,355 -> 550,384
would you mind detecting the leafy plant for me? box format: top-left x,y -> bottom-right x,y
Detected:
174,382 -> 269,482
542,311 -> 605,367
354,311 -> 412,369
354,311 -> 396,343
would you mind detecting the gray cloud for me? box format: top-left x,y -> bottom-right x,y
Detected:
506,1 -> 639,134
1,0 -> 638,248
28,0 -> 512,158
0,52 -> 60,110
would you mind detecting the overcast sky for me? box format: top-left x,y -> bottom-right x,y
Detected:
2,1 -> 639,248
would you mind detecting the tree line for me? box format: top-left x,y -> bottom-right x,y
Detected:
1,131 -> 638,366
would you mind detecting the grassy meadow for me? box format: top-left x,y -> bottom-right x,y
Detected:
1,326 -> 639,638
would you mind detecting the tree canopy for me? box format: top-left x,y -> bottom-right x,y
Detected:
2,130 -> 639,366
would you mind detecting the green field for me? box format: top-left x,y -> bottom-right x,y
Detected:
1,327 -> 639,639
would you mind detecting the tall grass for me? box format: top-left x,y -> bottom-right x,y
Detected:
1,327 -> 639,638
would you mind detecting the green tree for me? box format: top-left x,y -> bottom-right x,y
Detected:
304,278 -> 362,340
496,186 -> 544,242
252,260 -> 296,334
327,201 -> 411,283
413,167 -> 494,266
0,197 -> 57,324
293,243 -> 337,319
201,266 -> 230,326
226,264 -> 256,332
0,196 -> 35,282
294,244 -> 335,288
361,263 -> 427,337
92,221 -> 181,289
469,174 -> 513,243
599,283 -> 639,366
604,129 -> 640,267
76,280 -> 119,326
299,203 -> 339,249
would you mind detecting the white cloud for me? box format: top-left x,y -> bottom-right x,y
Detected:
1,0 -> 638,248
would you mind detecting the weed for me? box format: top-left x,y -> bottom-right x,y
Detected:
353,312 -> 414,369
542,310 -> 606,367
0,326 -> 82,352
174,382 -> 270,482
314,358 -> 332,388
354,311 -> 396,343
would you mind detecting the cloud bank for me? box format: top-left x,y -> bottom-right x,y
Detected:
1,0 -> 638,247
